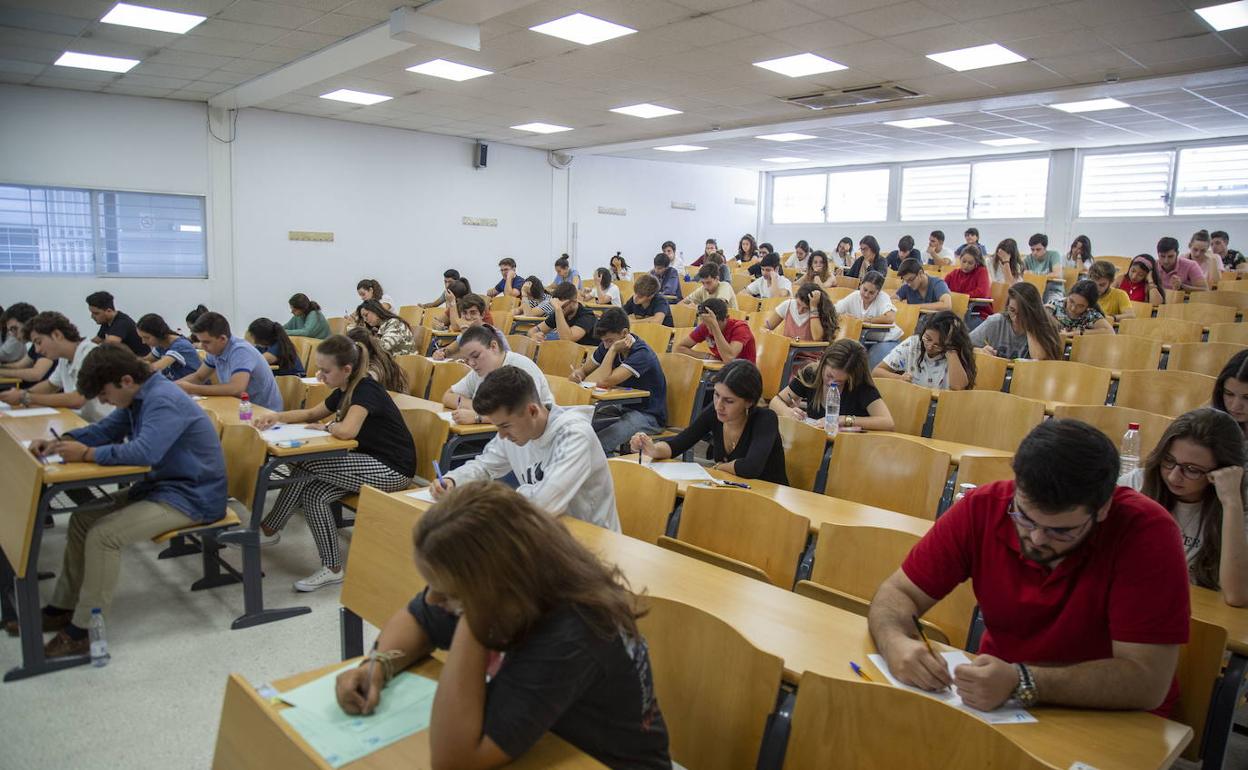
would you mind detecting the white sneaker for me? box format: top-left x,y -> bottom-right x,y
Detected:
294,566 -> 344,592
258,530 -> 281,547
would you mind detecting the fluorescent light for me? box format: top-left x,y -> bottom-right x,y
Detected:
511,122 -> 573,134
319,89 -> 392,105
54,51 -> 140,73
981,137 -> 1039,146
101,3 -> 206,34
529,13 -> 635,45
926,43 -> 1025,72
1196,0 -> 1248,31
762,157 -> 808,163
884,117 -> 953,129
1049,97 -> 1130,113
610,103 -> 682,119
756,132 -> 816,142
752,52 -> 846,78
654,145 -> 707,152
406,59 -> 492,81
178,224 -> 202,233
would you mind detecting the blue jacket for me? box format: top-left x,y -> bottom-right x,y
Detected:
67,375 -> 227,522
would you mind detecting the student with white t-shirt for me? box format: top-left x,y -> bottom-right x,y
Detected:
833,271 -> 901,367
584,267 -> 622,306
441,325 -> 553,424
762,283 -> 837,366
745,254 -> 793,298
873,311 -> 976,391
0,311 -> 112,421
1119,408 -> 1248,607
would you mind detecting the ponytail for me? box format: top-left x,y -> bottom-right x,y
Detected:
248,317 -> 300,372
318,335 -> 370,419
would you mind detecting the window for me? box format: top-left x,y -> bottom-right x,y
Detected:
901,164 -> 970,221
826,168 -> 889,222
1173,143 -> 1248,215
1077,151 -> 1174,217
0,183 -> 206,276
771,174 -> 826,224
971,157 -> 1048,219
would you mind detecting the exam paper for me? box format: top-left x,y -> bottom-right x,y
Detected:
2,407 -> 60,418
648,462 -> 715,482
261,423 -> 331,444
406,488 -> 436,503
19,440 -> 62,464
867,652 -> 1037,724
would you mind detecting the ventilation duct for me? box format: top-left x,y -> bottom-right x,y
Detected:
784,84 -> 922,110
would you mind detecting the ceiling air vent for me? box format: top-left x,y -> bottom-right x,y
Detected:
784,84 -> 922,111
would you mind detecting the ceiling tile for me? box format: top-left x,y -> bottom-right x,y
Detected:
964,4 -> 1083,41
190,18 -> 290,44
299,13 -> 378,36
218,1 -> 327,29
104,83 -> 176,98
272,29 -> 341,51
1094,12 -> 1215,46
1056,0 -> 1188,28
919,0 -> 1052,22
766,19 -> 864,50
147,50 -> 236,69
839,1 -> 955,37
712,0 -> 825,35
168,35 -> 262,58
247,44 -> 309,64
3,0 -> 112,20
0,7 -> 90,35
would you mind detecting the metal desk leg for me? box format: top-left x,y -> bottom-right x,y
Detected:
779,348 -> 800,394
340,607 -> 365,660
1199,651 -> 1248,770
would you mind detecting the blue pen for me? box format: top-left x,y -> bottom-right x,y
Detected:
432,460 -> 445,487
720,480 -> 751,489
850,661 -> 874,682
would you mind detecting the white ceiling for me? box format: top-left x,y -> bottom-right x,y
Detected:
2,0 -> 1247,169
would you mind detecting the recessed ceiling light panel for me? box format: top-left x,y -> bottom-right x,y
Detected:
406,59 -> 492,81
926,43 -> 1025,72
529,13 -> 636,45
1049,97 -> 1130,113
654,145 -> 707,152
101,3 -> 206,34
883,117 -> 953,129
610,103 -> 682,119
511,122 -> 573,134
54,51 -> 140,73
320,89 -> 392,105
981,137 -> 1039,146
1196,0 -> 1248,31
756,133 -> 817,142
752,52 -> 846,78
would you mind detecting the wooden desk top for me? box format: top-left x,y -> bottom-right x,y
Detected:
215,658 -> 603,770
196,397 -> 358,456
0,408 -> 150,483
867,431 -> 1014,466
589,387 -> 650,402
1189,586 -> 1248,657
387,392 -> 497,436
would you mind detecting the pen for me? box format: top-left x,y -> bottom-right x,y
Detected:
720,480 -> 751,489
49,427 -> 61,441
850,661 -> 873,682
912,614 -> 936,656
433,460 -> 445,488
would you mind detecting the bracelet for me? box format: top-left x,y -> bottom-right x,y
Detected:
358,648 -> 406,685
20,390 -> 32,407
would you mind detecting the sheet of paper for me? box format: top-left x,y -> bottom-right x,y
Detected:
0,401 -> 10,411
191,395 -> 206,401
300,377 -> 321,385
435,411 -> 456,423
406,488 -> 436,503
261,423 -> 332,444
278,667 -> 438,768
19,440 -> 63,464
2,407 -> 60,418
867,652 -> 1037,724
579,381 -> 597,389
648,462 -> 715,482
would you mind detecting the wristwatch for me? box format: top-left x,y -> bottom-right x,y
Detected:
1012,663 -> 1038,707
20,390 -> 32,407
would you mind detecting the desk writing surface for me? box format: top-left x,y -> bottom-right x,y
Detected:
588,387 -> 650,402
866,432 -> 1014,466
387,392 -> 497,436
197,397 -> 357,455
1189,586 -> 1248,657
0,408 -> 151,483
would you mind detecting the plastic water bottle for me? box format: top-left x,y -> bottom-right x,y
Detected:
238,392 -> 252,423
1120,422 -> 1141,476
824,382 -> 840,439
955,483 -> 976,504
89,608 -> 110,667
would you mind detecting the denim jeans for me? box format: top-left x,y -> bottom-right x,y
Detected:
596,409 -> 662,455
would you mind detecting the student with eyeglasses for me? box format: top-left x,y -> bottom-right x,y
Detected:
869,419 -> 1191,717
1119,408 -> 1248,607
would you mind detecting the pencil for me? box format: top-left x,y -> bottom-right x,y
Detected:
912,614 -> 936,656
850,661 -> 873,682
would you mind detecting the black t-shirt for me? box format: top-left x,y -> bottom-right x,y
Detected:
623,295 -> 673,327
886,249 -> 921,271
324,377 -> 415,477
545,305 -> 600,346
662,405 -> 788,485
98,311 -> 149,356
407,590 -> 671,770
789,375 -> 882,420
845,255 -> 888,279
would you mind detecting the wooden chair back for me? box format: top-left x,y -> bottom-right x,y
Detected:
327,317 -> 347,336
894,303 -> 923,339
1022,272 -> 1052,298
755,331 -> 792,401
1069,334 -> 1162,371
1191,289 -> 1248,313
489,294 -> 518,313
760,296 -> 786,315
735,292 -> 762,313
1216,279 -> 1248,294
395,354 -> 433,398
222,424 -> 268,508
659,352 -> 705,430
274,375 -> 305,411
989,281 -> 1009,313
0,429 -> 46,579
409,326 -> 431,359
427,361 -> 469,404
730,273 -> 752,293
616,279 -> 635,305
1117,317 -> 1204,345
971,349 -> 1008,391
1115,369 -> 1216,418
399,408 -> 450,484
342,486 -> 426,629
947,291 -> 969,320
825,432 -> 950,520
932,389 -> 1045,453
638,596 -> 784,770
1010,360 -> 1111,407
397,305 -> 423,328
827,286 -> 855,303
1167,341 -> 1247,377
836,275 -> 860,290
505,334 -> 537,359
1156,302 -> 1237,327
872,378 -> 933,437
1175,617 -> 1229,762
1052,404 -> 1174,457
836,314 -> 863,343
288,336 -> 318,374
1208,322 -> 1248,344
670,303 -> 697,328
1129,300 -> 1156,319
630,323 -> 674,354
490,311 -> 514,343
954,454 -> 1015,488
607,459 -> 676,543
205,409 -> 224,437
544,374 -> 593,406
776,415 -> 828,492
677,484 -> 810,588
1099,255 -> 1133,273
535,339 -> 588,377
421,308 -> 442,329
1062,265 -> 1082,293
783,672 -> 1059,770
803,522 -> 975,648
726,307 -> 749,322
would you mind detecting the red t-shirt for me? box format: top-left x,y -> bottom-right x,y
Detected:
944,266 -> 991,319
902,480 -> 1190,717
1119,276 -> 1147,302
688,318 -> 757,362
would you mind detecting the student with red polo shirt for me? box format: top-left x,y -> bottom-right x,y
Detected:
673,298 -> 756,363
869,419 -> 1190,717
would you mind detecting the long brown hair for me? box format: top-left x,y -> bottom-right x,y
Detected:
1140,408 -> 1248,590
317,334 -> 370,419
346,326 -> 408,394
1006,282 -> 1062,361
798,339 -> 873,412
918,310 -> 976,389
796,282 -> 838,341
414,481 -> 643,649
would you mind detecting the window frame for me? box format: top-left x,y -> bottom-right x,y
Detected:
1075,138 -> 1248,220
0,181 -> 208,278
767,163 -> 893,226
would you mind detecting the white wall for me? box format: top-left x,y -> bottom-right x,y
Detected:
566,155 -> 760,274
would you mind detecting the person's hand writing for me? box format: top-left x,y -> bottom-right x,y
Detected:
430,475 -> 455,499
27,438 -> 55,456
252,413 -> 279,430
336,663 -> 385,716
884,637 -> 953,692
953,654 -> 1019,712
53,440 -> 90,463
630,432 -> 656,456
451,408 -> 477,425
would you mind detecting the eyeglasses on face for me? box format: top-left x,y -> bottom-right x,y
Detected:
1159,454 -> 1210,481
1007,500 -> 1093,543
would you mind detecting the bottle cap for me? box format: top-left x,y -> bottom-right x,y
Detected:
91,607 -> 101,614
1127,422 -> 1140,430
241,392 -> 250,400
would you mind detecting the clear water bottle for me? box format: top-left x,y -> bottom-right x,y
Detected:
824,382 -> 840,439
238,392 -> 252,423
89,608 -> 110,667
955,483 -> 977,504
1120,422 -> 1140,476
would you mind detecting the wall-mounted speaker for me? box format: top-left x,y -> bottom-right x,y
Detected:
474,141 -> 488,169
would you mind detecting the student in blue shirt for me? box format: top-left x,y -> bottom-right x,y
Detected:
137,313 -> 201,381
24,344 -> 226,658
488,257 -> 524,299
651,252 -> 682,298
177,311 -> 282,411
248,317 -> 306,377
550,254 -> 582,290
570,308 -> 668,454
894,258 -> 953,311
624,274 -> 673,327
